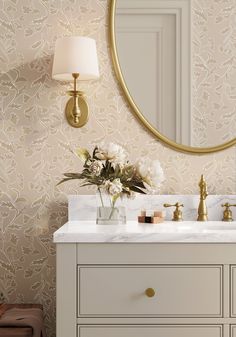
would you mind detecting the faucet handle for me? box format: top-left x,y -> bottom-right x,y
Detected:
163,202 -> 184,222
221,203 -> 236,222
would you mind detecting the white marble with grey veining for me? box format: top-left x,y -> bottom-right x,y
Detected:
53,220 -> 236,243
53,194 -> 236,243
68,194 -> 236,221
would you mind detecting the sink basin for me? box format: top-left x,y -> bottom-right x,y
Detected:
143,221 -> 236,233
203,224 -> 236,231
189,221 -> 236,232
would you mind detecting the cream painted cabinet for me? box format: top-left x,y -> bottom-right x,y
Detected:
78,266 -> 222,317
231,266 -> 236,317
78,325 -> 223,337
232,325 -> 236,336
56,243 -> 236,337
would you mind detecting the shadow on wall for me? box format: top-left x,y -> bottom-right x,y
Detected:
0,55 -> 64,132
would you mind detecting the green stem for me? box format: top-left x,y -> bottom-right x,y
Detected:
108,198 -> 116,219
98,188 -> 104,207
109,204 -> 115,219
109,196 -> 113,207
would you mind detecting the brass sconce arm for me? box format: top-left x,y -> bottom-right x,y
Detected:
65,73 -> 89,128
71,73 -> 80,124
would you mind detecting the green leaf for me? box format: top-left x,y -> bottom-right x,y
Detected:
75,147 -> 90,162
133,181 -> 146,189
56,178 -> 75,186
63,173 -> 83,178
112,193 -> 120,206
129,186 -> 146,194
92,146 -> 98,159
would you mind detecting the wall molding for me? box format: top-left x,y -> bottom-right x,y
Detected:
116,0 -> 192,145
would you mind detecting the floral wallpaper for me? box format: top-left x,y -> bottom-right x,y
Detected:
0,0 -> 235,336
192,0 -> 236,147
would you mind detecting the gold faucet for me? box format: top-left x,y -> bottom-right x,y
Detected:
163,202 -> 184,221
222,203 -> 236,222
197,174 -> 208,221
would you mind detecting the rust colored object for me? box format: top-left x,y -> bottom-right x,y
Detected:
0,304 -> 44,337
0,305 -> 43,319
0,327 -> 33,337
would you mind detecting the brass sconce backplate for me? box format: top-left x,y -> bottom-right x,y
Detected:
65,95 -> 89,128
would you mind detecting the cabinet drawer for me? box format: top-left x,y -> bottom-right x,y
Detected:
78,265 -> 222,317
78,325 -> 222,337
232,325 -> 236,337
231,266 -> 236,316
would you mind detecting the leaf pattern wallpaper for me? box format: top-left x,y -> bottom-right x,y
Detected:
0,0 -> 235,336
192,0 -> 236,146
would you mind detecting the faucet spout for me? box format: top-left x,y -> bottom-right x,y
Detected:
197,174 -> 208,221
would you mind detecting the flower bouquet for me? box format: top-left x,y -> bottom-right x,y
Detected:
58,142 -> 164,224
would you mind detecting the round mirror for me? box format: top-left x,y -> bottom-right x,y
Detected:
109,0 -> 236,154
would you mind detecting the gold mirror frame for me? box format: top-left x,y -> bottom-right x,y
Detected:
109,0 -> 236,154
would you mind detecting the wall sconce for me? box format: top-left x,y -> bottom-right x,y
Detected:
52,36 -> 99,128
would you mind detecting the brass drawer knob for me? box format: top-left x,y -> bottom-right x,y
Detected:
145,288 -> 155,298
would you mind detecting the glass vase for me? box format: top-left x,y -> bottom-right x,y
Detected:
96,191 -> 126,225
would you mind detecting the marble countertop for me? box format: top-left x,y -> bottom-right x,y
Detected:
68,194 -> 236,222
53,220 -> 236,243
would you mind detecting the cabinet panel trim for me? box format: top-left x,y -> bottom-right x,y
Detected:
78,324 -> 223,337
78,265 -> 223,318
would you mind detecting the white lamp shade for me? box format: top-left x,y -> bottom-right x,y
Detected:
52,36 -> 99,81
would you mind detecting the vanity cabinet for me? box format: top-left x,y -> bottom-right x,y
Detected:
55,240 -> 236,337
231,266 -> 236,317
78,325 -> 223,337
78,265 -> 222,317
232,325 -> 236,336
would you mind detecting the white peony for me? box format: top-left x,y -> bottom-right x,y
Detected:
89,160 -> 103,176
136,158 -> 164,190
105,178 -> 123,195
96,142 -> 127,166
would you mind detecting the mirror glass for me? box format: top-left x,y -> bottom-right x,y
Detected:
113,0 -> 236,149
